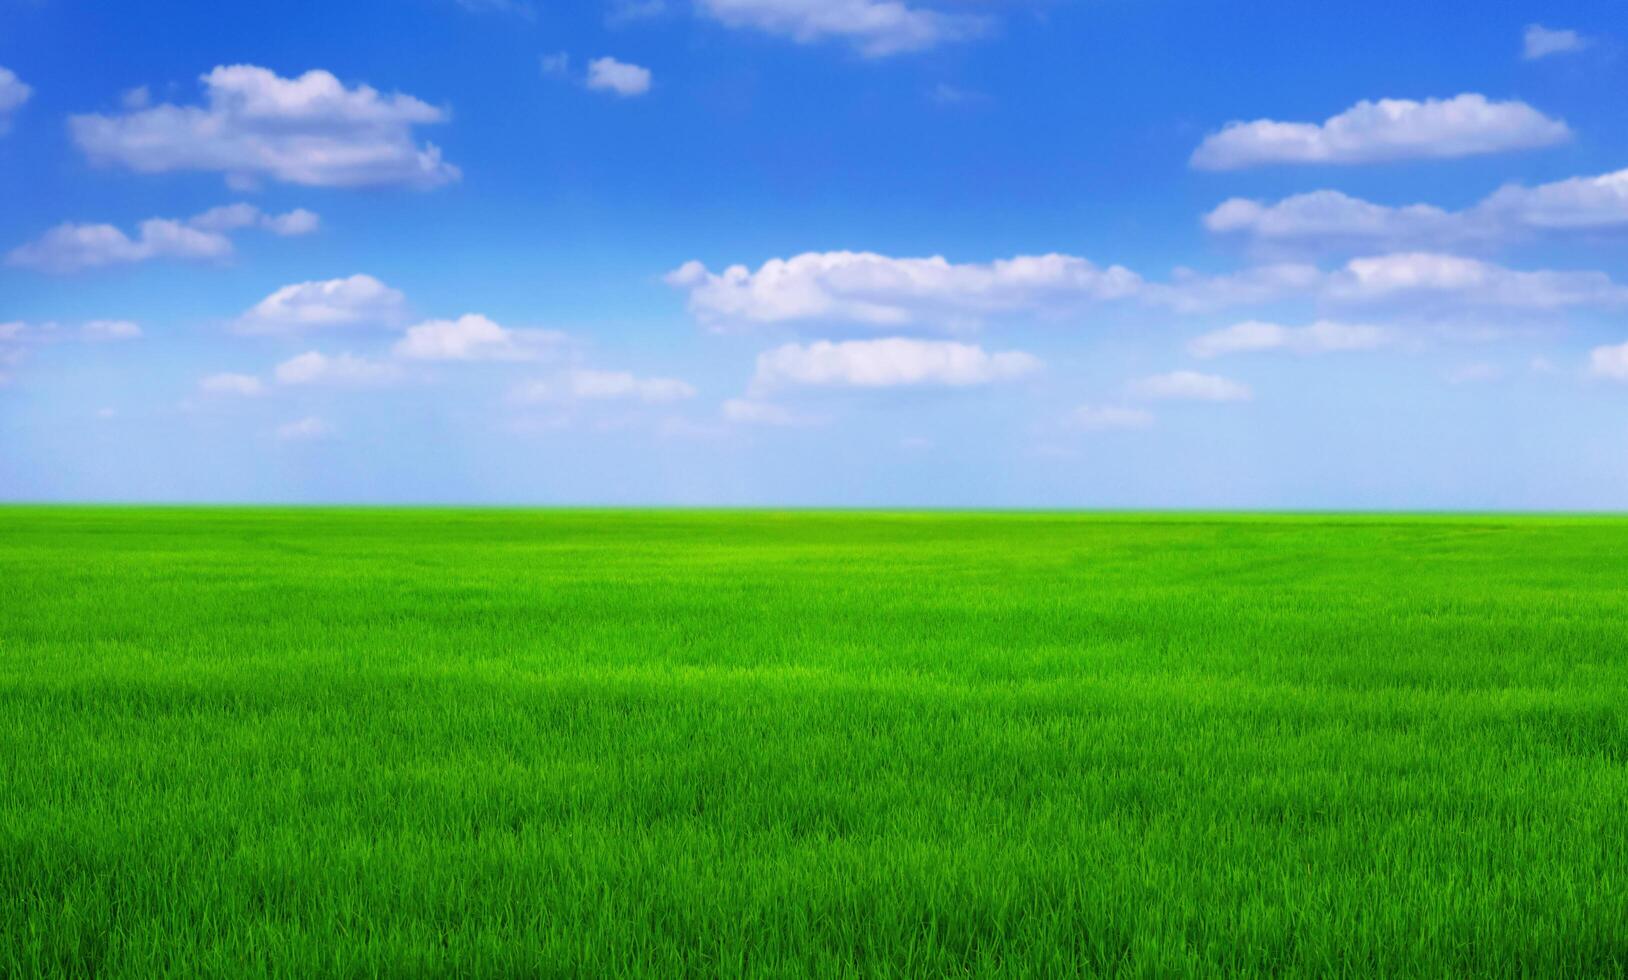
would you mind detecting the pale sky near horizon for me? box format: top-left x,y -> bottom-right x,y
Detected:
3,1 -> 1628,507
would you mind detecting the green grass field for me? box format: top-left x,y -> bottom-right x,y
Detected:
3,508 -> 1626,977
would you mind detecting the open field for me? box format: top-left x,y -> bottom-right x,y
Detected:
2,508 -> 1626,977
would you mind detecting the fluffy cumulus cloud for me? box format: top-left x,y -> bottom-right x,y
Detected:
7,204 -> 317,274
513,368 -> 697,404
0,66 -> 31,134
1588,342 -> 1628,382
1327,253 -> 1628,310
1190,94 -> 1570,170
585,57 -> 652,97
273,351 -> 402,388
750,337 -> 1041,391
1188,320 -> 1391,358
1207,168 -> 1628,252
695,0 -> 986,57
1524,24 -> 1589,60
199,372 -> 265,396
69,65 -> 460,189
1069,405 -> 1154,432
1131,371 -> 1252,402
667,251 -> 1143,330
235,275 -> 409,335
392,314 -> 565,362
1205,191 -> 1469,252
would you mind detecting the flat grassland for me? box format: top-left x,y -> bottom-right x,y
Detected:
2,508 -> 1626,977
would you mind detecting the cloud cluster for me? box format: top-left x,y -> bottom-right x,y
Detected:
671,248 -> 1628,329
70,65 -> 460,189
1191,94 -> 1570,170
1188,320 -> 1391,358
214,277 -> 683,423
0,66 -> 31,134
235,275 -> 409,335
7,204 -> 318,274
1328,253 -> 1628,310
1207,168 -> 1628,253
750,338 -> 1041,391
695,0 -> 985,57
667,251 -> 1143,330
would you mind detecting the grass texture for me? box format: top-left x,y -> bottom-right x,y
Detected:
2,508 -> 1626,977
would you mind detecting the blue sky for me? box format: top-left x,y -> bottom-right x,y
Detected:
2,0 -> 1627,506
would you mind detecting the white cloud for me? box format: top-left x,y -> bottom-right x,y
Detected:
513,369 -> 697,405
7,204 -> 317,274
1588,342 -> 1628,382
70,65 -> 460,189
673,248 -> 1628,331
1328,253 -> 1628,310
81,319 -> 143,341
1159,253 -> 1628,314
199,372 -> 265,396
1070,405 -> 1154,432
751,337 -> 1041,391
695,0 -> 986,57
1188,320 -> 1391,358
189,203 -> 320,236
275,416 -> 333,442
1524,24 -> 1589,60
540,52 -> 572,75
274,351 -> 402,387
392,314 -> 564,362
1205,191 -> 1469,252
1154,262 -> 1325,314
1190,94 -> 1570,170
721,398 -> 821,426
1131,371 -> 1252,402
1476,169 -> 1628,232
667,251 -> 1143,331
585,57 -> 652,97
1207,169 -> 1628,252
236,275 -> 409,335
8,220 -> 231,274
0,66 -> 31,134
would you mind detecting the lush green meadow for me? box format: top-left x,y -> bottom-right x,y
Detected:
2,508 -> 1626,977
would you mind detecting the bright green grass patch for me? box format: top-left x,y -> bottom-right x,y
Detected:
2,508 -> 1626,977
